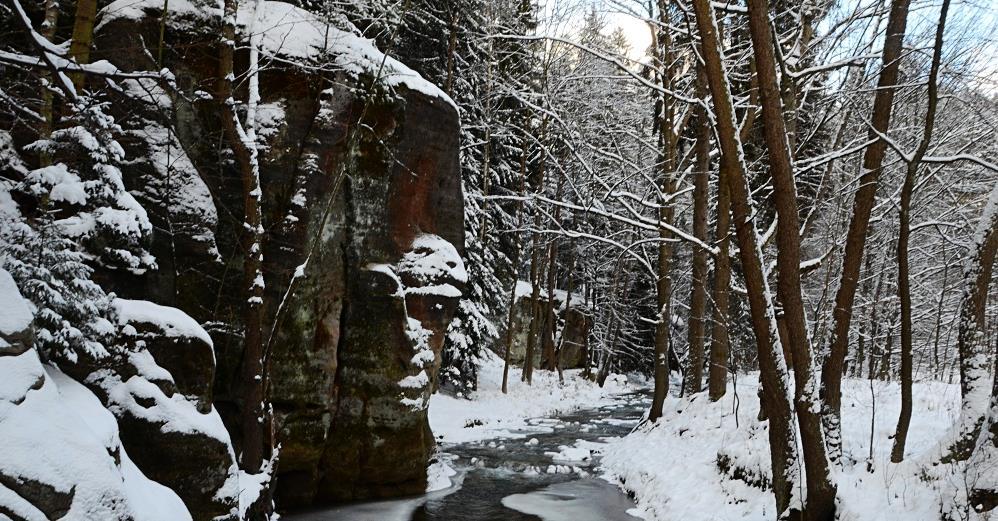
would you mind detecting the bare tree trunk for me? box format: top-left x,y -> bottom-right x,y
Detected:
556,244 -> 577,384
523,114 -> 550,385
69,0 -> 98,90
501,136 -> 530,394
685,66 -> 710,396
855,255 -> 875,378
690,0 -> 801,515
744,0 -> 835,515
38,0 -> 60,166
524,230 -> 541,384
891,0 -> 950,463
931,256 -> 950,380
217,0 -> 268,479
444,7 -> 458,97
821,0 -> 912,464
541,173 -> 565,371
943,180 -> 998,463
709,123 -> 732,402
649,0 -> 678,423
477,15 -> 494,246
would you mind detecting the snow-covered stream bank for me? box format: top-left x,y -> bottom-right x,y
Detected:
286,355 -> 650,520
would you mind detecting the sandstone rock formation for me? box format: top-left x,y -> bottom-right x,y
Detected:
87,0 -> 465,511
0,269 -> 196,521
501,281 -> 592,370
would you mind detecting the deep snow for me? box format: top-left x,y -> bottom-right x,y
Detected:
600,374 -> 976,521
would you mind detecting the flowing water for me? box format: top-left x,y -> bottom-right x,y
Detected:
287,392 -> 650,521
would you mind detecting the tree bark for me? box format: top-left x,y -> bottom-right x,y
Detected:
556,244 -> 578,383
217,0 -> 268,478
689,0 -> 801,515
69,0 -> 98,90
541,173 -> 565,371
38,0 -> 60,166
820,0 -> 912,464
501,135 -> 530,394
523,113 -> 550,385
943,180 -> 998,463
744,0 -> 836,515
649,0 -> 678,423
709,111 -> 732,402
685,66 -> 710,397
891,0 -> 949,463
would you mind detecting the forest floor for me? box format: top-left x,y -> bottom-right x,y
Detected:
600,374 -> 977,521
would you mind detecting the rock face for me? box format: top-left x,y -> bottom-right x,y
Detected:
98,299 -> 238,520
91,0 -> 465,511
265,85 -> 464,506
501,281 -> 591,370
0,269 -> 195,521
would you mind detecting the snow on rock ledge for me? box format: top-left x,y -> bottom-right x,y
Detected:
98,0 -> 456,109
113,298 -> 216,411
0,268 -> 32,355
0,269 -> 191,521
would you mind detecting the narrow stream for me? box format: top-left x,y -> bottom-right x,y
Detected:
287,391 -> 650,521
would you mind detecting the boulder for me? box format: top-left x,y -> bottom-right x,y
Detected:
0,265 -> 32,357
92,299 -> 239,521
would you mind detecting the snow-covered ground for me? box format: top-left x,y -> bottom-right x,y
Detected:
428,351 -> 641,444
600,374 -> 973,521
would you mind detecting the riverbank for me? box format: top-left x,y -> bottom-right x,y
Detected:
288,359 -> 649,521
428,351 -> 642,445
601,374 -> 968,520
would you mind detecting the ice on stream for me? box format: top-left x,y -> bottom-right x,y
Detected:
501,479 -> 644,521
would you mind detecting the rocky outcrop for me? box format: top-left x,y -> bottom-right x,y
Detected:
265,86 -> 464,506
0,269 -> 195,521
89,0 -> 465,511
500,281 -> 592,369
97,299 -> 239,520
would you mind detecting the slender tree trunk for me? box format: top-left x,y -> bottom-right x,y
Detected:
38,0 -> 60,166
69,0 -> 98,90
556,244 -> 577,383
477,17 -> 493,246
891,0 -> 949,463
744,0 -> 835,515
649,0 -> 678,423
501,136 -> 530,394
709,124 -> 732,402
690,0 -> 801,515
444,8 -> 458,97
598,265 -> 628,387
855,254 -> 875,378
821,0 -> 912,464
931,256 -> 950,380
523,112 -> 550,384
541,173 -> 565,371
685,67 -> 710,396
880,309 -> 897,381
218,0 -> 268,479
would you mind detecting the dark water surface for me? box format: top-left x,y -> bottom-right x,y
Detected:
286,392 -> 650,521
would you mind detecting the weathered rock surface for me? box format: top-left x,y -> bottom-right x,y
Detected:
90,0 -> 465,511
0,268 -> 194,521
500,281 -> 592,370
43,296 -> 240,521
